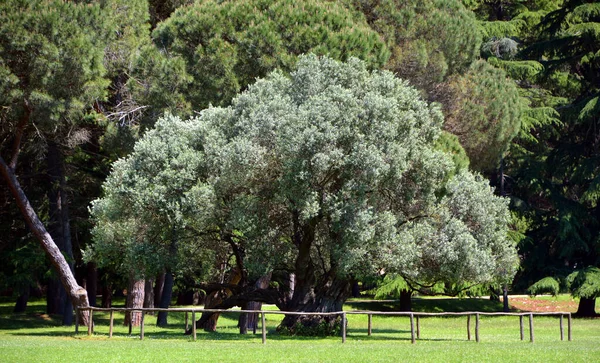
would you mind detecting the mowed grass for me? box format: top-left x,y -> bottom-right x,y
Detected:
1,297 -> 599,362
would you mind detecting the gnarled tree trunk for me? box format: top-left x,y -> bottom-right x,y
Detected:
200,267 -> 242,331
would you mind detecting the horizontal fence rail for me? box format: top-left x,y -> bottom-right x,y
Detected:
75,307 -> 572,344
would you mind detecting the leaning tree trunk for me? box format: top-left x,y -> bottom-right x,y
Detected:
0,155 -> 90,326
124,277 -> 145,327
575,297 -> 597,317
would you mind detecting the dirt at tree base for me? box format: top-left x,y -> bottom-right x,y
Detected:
508,297 -> 579,313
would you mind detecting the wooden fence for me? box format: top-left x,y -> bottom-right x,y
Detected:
75,307 -> 572,344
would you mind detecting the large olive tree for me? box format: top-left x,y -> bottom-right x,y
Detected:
91,55 -> 517,333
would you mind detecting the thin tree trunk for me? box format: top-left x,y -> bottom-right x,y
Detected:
503,284 -> 509,312
0,155 -> 89,326
144,278 -> 155,314
101,283 -> 113,308
124,277 -> 145,327
157,271 -> 174,327
154,273 -> 165,308
46,142 -> 74,325
86,262 -> 98,307
14,287 -> 30,313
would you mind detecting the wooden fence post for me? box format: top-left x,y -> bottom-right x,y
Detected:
88,309 -> 93,336
140,311 -> 145,340
75,308 -> 79,334
568,313 -> 572,341
342,312 -> 347,343
467,315 -> 471,341
475,313 -> 480,343
185,311 -> 189,331
519,315 -> 524,341
560,314 -> 564,341
368,314 -> 372,336
416,316 -> 420,339
109,310 -> 114,338
261,312 -> 266,344
192,311 -> 197,341
410,313 -> 415,344
529,313 -> 534,343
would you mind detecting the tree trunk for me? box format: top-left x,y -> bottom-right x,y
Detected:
14,287 -> 30,313
239,273 -> 271,334
46,142 -> 75,325
86,262 -> 98,307
154,273 -> 165,308
157,271 -> 174,327
144,278 -> 155,314
199,267 -> 243,331
503,284 -> 509,312
124,277 -> 145,327
399,290 -> 412,312
279,274 -> 351,334
0,155 -> 89,326
101,283 -> 113,308
575,297 -> 597,317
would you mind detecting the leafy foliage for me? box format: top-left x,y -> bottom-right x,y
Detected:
92,55 -> 517,300
567,268 -> 600,299
527,276 -> 560,296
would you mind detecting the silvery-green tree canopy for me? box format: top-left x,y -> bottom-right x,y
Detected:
90,55 -> 517,331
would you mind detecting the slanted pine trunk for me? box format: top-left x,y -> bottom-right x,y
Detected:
124,277 -> 145,327
576,297 -> 597,317
0,155 -> 89,326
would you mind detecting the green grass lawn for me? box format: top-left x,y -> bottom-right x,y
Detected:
1,297 -> 599,362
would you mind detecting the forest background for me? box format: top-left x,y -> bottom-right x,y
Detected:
0,0 -> 598,331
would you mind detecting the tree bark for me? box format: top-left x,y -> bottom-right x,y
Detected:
124,277 -> 145,327
46,142 -> 75,325
144,278 -> 155,314
154,273 -> 165,308
239,273 -> 272,334
200,267 -> 242,331
575,297 -> 597,317
0,155 -> 89,326
399,290 -> 412,312
14,287 -> 30,313
86,262 -> 98,307
157,271 -> 174,327
101,283 -> 113,308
